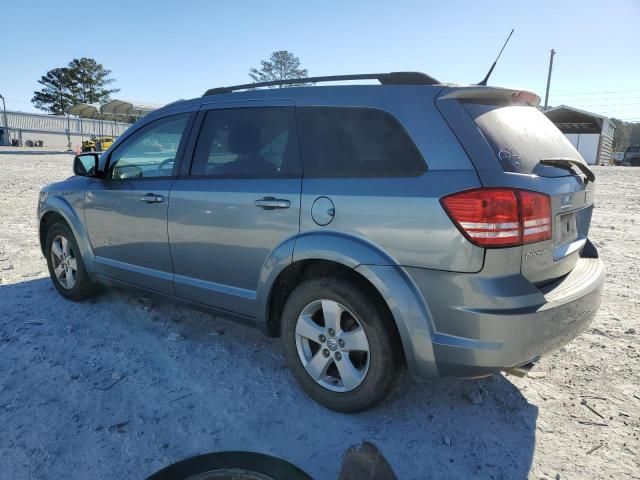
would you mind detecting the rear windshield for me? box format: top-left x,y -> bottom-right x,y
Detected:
463,102 -> 582,176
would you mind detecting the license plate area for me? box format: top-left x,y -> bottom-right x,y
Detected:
555,212 -> 578,246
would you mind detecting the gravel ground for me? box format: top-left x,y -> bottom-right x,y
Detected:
0,152 -> 638,480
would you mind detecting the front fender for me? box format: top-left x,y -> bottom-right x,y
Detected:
39,194 -> 96,274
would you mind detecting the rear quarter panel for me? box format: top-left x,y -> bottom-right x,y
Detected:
294,86 -> 484,272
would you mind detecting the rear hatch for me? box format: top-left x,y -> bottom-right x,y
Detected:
436,86 -> 595,284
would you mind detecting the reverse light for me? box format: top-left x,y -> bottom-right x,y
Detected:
441,188 -> 552,247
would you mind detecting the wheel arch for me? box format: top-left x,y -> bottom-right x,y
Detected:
259,231 -> 438,378
39,199 -> 95,274
258,231 -> 398,335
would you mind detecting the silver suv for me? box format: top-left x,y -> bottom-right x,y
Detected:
38,72 -> 604,412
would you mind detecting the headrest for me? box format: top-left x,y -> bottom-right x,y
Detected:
228,122 -> 261,155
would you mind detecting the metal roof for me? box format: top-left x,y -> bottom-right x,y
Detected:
545,105 -> 615,134
68,103 -> 100,117
545,104 -> 612,122
100,100 -> 164,117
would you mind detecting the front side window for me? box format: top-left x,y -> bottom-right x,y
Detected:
297,107 -> 426,178
108,114 -> 189,180
190,107 -> 301,177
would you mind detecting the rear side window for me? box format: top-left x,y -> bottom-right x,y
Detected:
191,107 -> 301,177
463,102 -> 581,175
297,107 -> 425,178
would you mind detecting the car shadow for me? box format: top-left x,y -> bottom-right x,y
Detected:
0,278 -> 537,480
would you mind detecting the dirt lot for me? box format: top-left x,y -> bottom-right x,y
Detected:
1,152 -> 638,479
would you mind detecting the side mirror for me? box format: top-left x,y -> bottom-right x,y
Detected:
73,153 -> 100,177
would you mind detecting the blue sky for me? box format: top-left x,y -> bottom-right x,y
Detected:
3,0 -> 639,121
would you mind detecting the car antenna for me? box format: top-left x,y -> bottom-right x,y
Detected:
477,28 -> 515,86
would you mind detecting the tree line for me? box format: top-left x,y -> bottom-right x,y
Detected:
612,119 -> 640,151
32,58 -> 119,115
31,52 -> 639,151
32,51 -> 308,116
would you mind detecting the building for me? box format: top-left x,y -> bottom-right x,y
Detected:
0,110 -> 132,150
0,99 -> 162,150
544,105 -> 615,165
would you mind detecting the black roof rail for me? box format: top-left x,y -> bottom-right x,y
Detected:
203,71 -> 440,96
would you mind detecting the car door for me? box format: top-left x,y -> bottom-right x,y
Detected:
168,103 -> 302,317
84,113 -> 193,295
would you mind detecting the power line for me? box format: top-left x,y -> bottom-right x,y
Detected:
576,105 -> 640,110
551,89 -> 640,96
553,97 -> 640,103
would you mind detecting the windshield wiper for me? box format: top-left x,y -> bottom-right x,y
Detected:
540,157 -> 595,184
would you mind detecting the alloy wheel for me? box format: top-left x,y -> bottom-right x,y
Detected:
50,234 -> 78,289
294,299 -> 370,392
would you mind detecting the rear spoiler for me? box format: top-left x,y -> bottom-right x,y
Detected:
438,87 -> 541,107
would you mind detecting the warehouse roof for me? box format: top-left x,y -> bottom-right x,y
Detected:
100,100 -> 164,117
70,100 -> 163,118
545,105 -> 615,134
68,103 -> 100,117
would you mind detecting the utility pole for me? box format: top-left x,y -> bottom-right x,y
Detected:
0,94 -> 10,145
544,49 -> 556,110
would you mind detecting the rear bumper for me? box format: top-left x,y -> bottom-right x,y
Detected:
406,241 -> 604,378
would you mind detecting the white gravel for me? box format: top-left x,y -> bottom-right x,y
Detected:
0,152 -> 638,479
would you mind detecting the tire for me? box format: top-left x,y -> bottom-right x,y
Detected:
45,221 -> 96,301
146,451 -> 311,480
281,276 -> 405,412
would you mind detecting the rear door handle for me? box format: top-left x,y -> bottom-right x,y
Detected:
254,197 -> 291,210
140,193 -> 164,204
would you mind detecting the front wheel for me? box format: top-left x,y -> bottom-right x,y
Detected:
281,276 -> 404,412
45,221 -> 96,301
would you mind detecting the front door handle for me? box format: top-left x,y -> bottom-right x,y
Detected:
140,193 -> 164,204
254,197 -> 291,210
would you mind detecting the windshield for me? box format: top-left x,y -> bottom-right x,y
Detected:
463,102 -> 585,176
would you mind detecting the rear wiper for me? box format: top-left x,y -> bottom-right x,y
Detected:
540,157 -> 595,184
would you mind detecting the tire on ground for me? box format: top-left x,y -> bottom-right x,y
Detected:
45,221 -> 97,301
281,275 -> 405,412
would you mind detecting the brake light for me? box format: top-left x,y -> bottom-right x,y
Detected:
441,188 -> 552,247
511,90 -> 540,106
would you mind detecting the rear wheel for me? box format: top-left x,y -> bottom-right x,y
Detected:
45,221 -> 96,301
281,276 -> 404,412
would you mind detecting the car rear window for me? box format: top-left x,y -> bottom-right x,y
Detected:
297,107 -> 425,178
463,102 -> 582,175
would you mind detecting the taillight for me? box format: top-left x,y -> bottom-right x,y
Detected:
519,190 -> 552,243
441,188 -> 552,247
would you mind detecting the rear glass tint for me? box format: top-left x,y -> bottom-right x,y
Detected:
297,107 -> 425,178
463,102 -> 582,176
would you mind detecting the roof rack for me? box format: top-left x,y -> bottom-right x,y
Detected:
203,71 -> 440,96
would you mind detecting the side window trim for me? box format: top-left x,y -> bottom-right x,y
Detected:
104,111 -> 196,181
179,109 -> 207,177
183,104 -> 302,179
